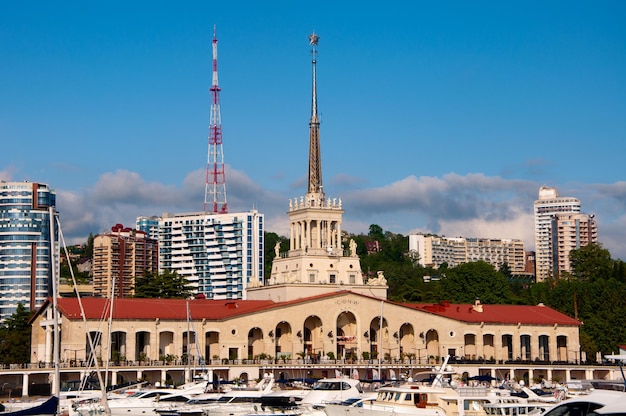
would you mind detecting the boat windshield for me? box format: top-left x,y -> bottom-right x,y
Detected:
313,381 -> 351,391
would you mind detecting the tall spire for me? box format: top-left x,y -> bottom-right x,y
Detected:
307,32 -> 323,200
204,25 -> 228,214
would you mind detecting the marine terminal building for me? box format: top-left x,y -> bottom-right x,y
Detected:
31,294 -> 581,370
28,33 -> 589,389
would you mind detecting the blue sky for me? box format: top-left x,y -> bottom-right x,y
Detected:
2,1 -> 625,260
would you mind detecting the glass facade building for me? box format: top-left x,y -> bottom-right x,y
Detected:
0,181 -> 57,322
136,215 -> 160,240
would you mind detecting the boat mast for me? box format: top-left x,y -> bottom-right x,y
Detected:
57,218 -> 112,416
105,278 -> 115,388
186,300 -> 191,381
49,206 -> 60,398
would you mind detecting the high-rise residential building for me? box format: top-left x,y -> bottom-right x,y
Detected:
408,234 -> 526,274
534,186 -> 581,281
158,211 -> 263,299
0,181 -> 57,321
92,224 -> 158,298
136,215 -> 160,240
551,213 -> 598,278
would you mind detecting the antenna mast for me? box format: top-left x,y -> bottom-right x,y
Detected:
204,25 -> 228,213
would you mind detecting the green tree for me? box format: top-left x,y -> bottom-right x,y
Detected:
264,232 -> 288,282
133,270 -> 192,299
0,303 -> 33,364
498,263 -> 512,279
569,243 -> 613,282
368,224 -> 384,240
438,261 -> 512,304
85,232 -> 95,258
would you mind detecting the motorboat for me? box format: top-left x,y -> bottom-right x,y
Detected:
153,374 -> 285,416
323,382 -> 453,416
73,380 -> 211,416
154,393 -> 224,416
171,376 -> 365,416
482,400 -> 552,416
301,378 -> 365,406
540,389 -> 626,416
0,396 -> 59,416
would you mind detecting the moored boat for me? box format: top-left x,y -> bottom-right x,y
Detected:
0,395 -> 59,416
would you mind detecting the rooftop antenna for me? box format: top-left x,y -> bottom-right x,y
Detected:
204,25 -> 228,213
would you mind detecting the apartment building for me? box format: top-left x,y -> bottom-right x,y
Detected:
0,181 -> 57,321
534,186 -> 581,281
408,234 -> 526,274
92,224 -> 158,298
136,215 -> 160,240
551,213 -> 598,278
158,210 -> 263,300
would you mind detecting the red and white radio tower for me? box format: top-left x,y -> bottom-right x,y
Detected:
204,25 -> 228,213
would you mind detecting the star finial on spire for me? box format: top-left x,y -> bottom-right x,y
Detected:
309,32 -> 319,45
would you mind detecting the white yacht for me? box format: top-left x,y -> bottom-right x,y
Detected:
73,379 -> 211,416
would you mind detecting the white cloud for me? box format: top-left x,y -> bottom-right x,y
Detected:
50,169 -> 626,261
0,166 -> 15,181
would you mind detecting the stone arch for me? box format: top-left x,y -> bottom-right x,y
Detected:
336,311 -> 357,360
159,331 -> 174,359
398,323 -> 415,360
247,327 -> 264,359
274,321 -> 292,358
182,330 -> 197,361
86,331 -> 102,365
111,331 -> 127,362
502,334 -> 513,361
368,316 -> 389,360
135,331 -> 151,361
520,334 -> 531,360
464,333 -> 477,359
483,333 -> 495,361
303,315 -> 323,358
205,330 -> 219,360
425,329 -> 440,360
538,334 -> 550,361
556,335 -> 568,362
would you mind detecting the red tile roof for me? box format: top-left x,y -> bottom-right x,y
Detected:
41,293 -> 580,327
55,297 -> 277,321
402,301 -> 581,326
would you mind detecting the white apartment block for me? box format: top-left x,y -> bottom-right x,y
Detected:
551,213 -> 598,278
408,234 -> 526,274
158,210 -> 263,300
534,186 -> 581,281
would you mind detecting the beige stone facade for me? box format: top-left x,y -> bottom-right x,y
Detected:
30,293 -> 581,370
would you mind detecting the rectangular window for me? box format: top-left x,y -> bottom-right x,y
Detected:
309,273 -> 315,283
329,274 -> 336,284
349,274 -> 356,284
